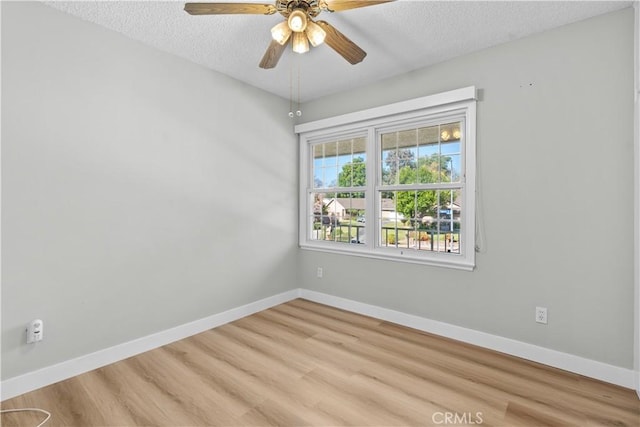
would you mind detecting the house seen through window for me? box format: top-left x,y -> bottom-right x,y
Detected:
297,87 -> 476,270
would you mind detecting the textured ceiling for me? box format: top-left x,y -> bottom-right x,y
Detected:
44,0 -> 633,102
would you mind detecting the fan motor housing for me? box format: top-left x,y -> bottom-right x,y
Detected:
276,0 -> 322,17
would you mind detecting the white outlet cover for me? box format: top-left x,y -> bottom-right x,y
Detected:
27,319 -> 44,343
535,307 -> 548,324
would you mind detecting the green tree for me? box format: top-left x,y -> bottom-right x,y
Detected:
383,149 -> 415,185
394,155 -> 452,223
381,149 -> 415,198
337,157 -> 366,197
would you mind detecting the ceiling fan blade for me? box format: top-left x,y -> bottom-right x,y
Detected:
323,0 -> 394,12
184,3 -> 276,15
259,40 -> 287,69
315,20 -> 366,65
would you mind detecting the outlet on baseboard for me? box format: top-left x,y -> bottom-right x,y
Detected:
535,307 -> 548,324
317,267 -> 323,278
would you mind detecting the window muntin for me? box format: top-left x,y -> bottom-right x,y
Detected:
298,87 -> 476,270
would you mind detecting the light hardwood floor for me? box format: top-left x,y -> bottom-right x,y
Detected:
2,299 -> 639,426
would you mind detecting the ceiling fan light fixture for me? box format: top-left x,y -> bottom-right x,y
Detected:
288,9 -> 308,32
305,20 -> 326,46
271,21 -> 292,45
183,0 -> 388,69
292,31 -> 310,53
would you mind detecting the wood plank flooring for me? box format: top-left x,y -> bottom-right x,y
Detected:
2,298 -> 639,426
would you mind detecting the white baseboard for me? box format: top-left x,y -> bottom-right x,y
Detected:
0,289 -> 301,401
299,289 -> 637,390
2,287 -> 636,401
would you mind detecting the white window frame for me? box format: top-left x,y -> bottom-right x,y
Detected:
296,86 -> 477,270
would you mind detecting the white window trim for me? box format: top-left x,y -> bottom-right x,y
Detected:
296,86 -> 477,271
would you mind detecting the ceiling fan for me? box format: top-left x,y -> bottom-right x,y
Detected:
184,1 -> 394,69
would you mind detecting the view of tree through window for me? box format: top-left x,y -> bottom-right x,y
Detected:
311,136 -> 367,244
380,122 -> 463,253
299,86 -> 476,269
308,122 -> 463,253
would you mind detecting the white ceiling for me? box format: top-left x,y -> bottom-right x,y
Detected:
44,0 -> 633,102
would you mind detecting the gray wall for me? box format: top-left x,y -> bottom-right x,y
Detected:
1,1 -> 635,383
1,2 -> 298,380
299,8 -> 636,369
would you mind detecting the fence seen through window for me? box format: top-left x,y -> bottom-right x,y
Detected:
311,122 -> 463,254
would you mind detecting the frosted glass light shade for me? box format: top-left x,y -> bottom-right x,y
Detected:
288,9 -> 308,32
271,21 -> 292,45
292,31 -> 309,53
305,20 -> 326,47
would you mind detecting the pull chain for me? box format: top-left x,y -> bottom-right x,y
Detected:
288,56 -> 302,119
296,64 -> 302,117
288,58 -> 294,118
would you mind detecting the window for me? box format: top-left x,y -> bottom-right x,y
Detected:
310,135 -> 367,245
297,87 -> 476,270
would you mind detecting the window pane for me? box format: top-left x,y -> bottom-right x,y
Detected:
439,122 -> 462,184
310,192 -> 365,244
313,137 -> 366,190
338,194 -> 366,244
380,189 -> 461,253
337,158 -> 365,189
324,166 -> 338,188
380,122 -> 464,186
381,131 -> 417,186
380,191 -> 410,248
433,189 -> 462,253
446,154 -> 461,183
417,126 -> 439,153
353,137 -> 366,158
313,145 -> 324,188
381,133 -> 398,186
440,122 -> 462,144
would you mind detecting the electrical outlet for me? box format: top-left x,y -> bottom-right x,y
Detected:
317,267 -> 323,278
535,307 -> 548,324
27,319 -> 44,343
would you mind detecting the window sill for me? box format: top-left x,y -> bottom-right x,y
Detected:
299,242 -> 475,271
